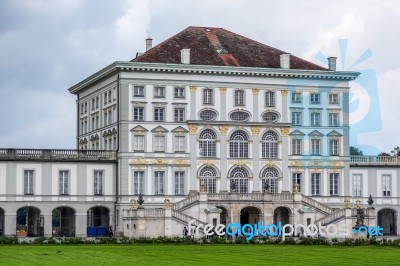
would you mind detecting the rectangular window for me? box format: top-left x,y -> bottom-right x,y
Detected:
59,170 -> 69,195
132,171 -> 144,195
383,174 -> 391,197
174,108 -> 185,122
329,139 -> 339,156
154,86 -> 165,98
133,135 -> 145,151
329,113 -> 339,126
174,136 -> 185,152
329,93 -> 339,104
234,90 -> 245,106
24,170 -> 34,195
133,86 -> 144,97
311,139 -> 321,155
291,92 -> 302,103
93,170 -> 103,195
311,173 -> 320,195
292,173 -> 301,192
154,171 -> 164,195
174,87 -> 185,98
292,139 -> 302,155
310,93 -> 320,104
310,112 -> 321,126
291,112 -> 302,125
133,107 -> 144,121
330,173 -> 339,196
263,179 -> 278,194
203,89 -> 214,105
175,172 -> 185,195
154,107 -> 165,121
353,174 -> 362,197
154,135 -> 165,152
265,91 -> 275,107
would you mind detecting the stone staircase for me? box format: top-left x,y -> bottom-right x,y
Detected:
314,209 -> 346,226
172,193 -> 200,211
300,195 -> 333,215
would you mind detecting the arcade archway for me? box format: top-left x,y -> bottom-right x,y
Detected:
87,206 -> 110,236
240,206 -> 261,225
16,206 -> 43,237
274,207 -> 291,227
0,208 -> 4,236
52,207 -> 76,237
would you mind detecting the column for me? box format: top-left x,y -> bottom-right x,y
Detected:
252,88 -> 260,122
75,212 -> 87,237
219,126 -> 228,192
189,125 -> 198,193
219,87 -> 227,121
251,126 -> 261,192
189,86 -> 197,120
280,89 -> 290,192
4,213 -> 16,236
281,127 -> 290,192
188,85 -> 198,194
43,213 -> 52,237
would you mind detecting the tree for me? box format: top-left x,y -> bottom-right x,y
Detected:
378,152 -> 391,156
391,146 -> 400,156
350,146 -> 364,156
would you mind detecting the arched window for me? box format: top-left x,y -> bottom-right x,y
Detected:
261,167 -> 279,194
230,167 -> 249,193
199,129 -> 217,157
199,166 -> 217,194
234,89 -> 245,106
229,130 -> 249,158
262,131 -> 278,158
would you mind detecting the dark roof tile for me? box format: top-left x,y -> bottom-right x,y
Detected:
132,26 -> 327,71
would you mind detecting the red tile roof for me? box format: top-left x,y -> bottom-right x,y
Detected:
133,26 -> 327,71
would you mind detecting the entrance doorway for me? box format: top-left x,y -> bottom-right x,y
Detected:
378,209 -> 397,235
274,207 -> 290,227
87,206 -> 110,236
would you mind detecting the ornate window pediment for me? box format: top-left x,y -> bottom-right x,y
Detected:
130,125 -> 148,132
289,130 -> 305,137
172,126 -> 189,133
308,130 -> 324,137
327,130 -> 342,137
151,126 -> 169,133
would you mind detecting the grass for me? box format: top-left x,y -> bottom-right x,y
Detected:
0,244 -> 399,265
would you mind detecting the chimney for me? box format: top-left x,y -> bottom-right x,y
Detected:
181,48 -> 190,64
280,53 -> 290,69
146,38 -> 153,51
327,57 -> 337,71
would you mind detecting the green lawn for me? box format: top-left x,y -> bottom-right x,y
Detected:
0,244 -> 399,266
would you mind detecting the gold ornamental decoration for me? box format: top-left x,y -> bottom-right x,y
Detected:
251,126 -> 261,136
280,89 -> 288,96
153,158 -> 167,165
344,197 -> 351,209
130,198 -> 137,209
219,87 -> 227,93
280,127 -> 290,136
164,197 -> 171,209
173,159 -> 189,165
189,86 -> 197,92
129,159 -> 148,165
219,126 -> 228,135
199,181 -> 206,192
188,125 -> 198,135
252,88 -> 259,95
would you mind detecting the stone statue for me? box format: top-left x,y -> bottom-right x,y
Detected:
230,180 -> 237,192
367,194 -> 374,207
137,193 -> 144,209
355,208 -> 365,226
263,180 -> 270,193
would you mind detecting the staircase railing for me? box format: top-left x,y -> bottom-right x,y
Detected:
172,193 -> 200,211
301,195 -> 333,215
314,209 -> 346,226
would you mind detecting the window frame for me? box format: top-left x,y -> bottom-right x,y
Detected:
329,139 -> 340,156
329,112 -> 339,126
291,138 -> 302,155
234,89 -> 245,106
24,170 -> 34,195
311,139 -> 321,155
382,174 -> 391,197
352,174 -> 362,197
174,171 -> 185,195
310,112 -> 321,127
154,86 -> 165,98
203,88 -> 214,105
154,171 -> 165,195
311,173 -> 320,196
154,107 -> 165,122
291,92 -> 302,103
310,93 -> 320,104
291,111 -> 302,126
174,135 -> 186,153
133,107 -> 144,121
153,135 -> 165,152
329,93 -> 339,104
133,86 -> 145,97
93,170 -> 103,195
174,87 -> 185,98
329,173 -> 339,196
132,171 -> 144,195
174,108 -> 185,122
59,170 -> 69,195
265,91 -> 275,107
133,134 -> 145,152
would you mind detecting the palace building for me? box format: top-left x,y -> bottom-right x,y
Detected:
0,27 -> 398,237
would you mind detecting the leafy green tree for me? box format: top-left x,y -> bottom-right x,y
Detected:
391,146 -> 400,156
350,146 -> 363,156
378,152 -> 391,156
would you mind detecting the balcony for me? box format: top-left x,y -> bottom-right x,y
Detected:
0,149 -> 117,161
350,155 -> 400,166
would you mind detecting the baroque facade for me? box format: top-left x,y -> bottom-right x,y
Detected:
0,27 -> 399,237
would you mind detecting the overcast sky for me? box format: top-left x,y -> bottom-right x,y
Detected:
0,0 -> 399,155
